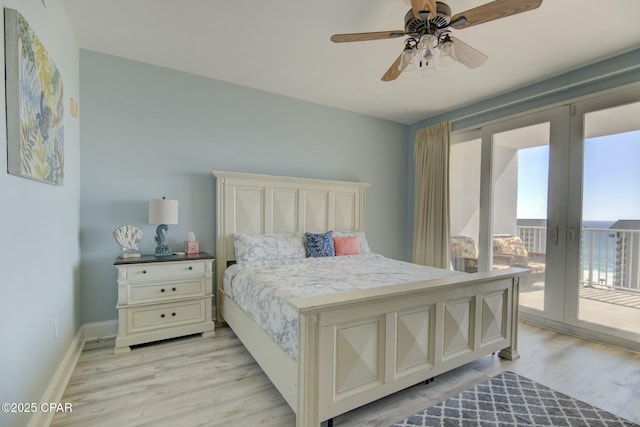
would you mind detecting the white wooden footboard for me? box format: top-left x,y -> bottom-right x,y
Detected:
291,268 -> 522,426
213,171 -> 524,426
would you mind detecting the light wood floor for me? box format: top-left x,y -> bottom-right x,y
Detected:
52,322 -> 640,427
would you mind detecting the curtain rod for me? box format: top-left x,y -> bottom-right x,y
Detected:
413,49 -> 640,132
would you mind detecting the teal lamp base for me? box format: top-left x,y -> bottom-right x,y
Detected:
154,224 -> 172,257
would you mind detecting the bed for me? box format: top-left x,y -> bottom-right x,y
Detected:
213,171 -> 524,427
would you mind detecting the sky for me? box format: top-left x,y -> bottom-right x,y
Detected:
517,129 -> 640,222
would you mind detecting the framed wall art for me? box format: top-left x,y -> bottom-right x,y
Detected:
5,8 -> 64,185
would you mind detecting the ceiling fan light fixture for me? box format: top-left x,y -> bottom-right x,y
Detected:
439,37 -> 456,66
424,47 -> 434,61
399,48 -> 417,71
417,34 -> 436,51
399,38 -> 418,71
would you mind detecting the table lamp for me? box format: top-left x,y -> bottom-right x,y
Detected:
149,197 -> 179,257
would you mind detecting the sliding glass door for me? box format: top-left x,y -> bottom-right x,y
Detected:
490,122 -> 550,313
450,84 -> 640,348
565,90 -> 640,341
482,108 -> 569,321
451,108 -> 568,319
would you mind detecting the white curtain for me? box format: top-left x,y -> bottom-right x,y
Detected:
412,121 -> 451,268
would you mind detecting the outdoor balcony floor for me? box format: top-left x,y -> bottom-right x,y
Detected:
519,280 -> 640,335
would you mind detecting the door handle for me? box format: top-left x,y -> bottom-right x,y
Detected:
567,227 -> 578,244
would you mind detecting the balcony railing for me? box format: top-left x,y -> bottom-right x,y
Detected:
515,225 -> 640,293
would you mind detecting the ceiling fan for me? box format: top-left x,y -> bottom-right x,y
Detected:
330,0 -> 543,81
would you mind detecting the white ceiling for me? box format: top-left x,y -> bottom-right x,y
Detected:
61,0 -> 640,125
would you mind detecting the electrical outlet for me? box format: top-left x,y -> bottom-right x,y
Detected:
54,317 -> 59,339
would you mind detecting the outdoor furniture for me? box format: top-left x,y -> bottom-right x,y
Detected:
451,235 -> 479,273
493,235 -> 529,268
451,234 -> 537,271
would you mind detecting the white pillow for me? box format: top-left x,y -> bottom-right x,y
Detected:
333,231 -> 371,254
233,233 -> 305,264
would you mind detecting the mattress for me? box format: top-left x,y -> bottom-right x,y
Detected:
223,253 -> 462,360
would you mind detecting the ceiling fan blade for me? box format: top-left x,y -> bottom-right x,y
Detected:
450,36 -> 487,69
411,0 -> 437,20
450,0 -> 542,29
331,30 -> 406,43
381,54 -> 404,82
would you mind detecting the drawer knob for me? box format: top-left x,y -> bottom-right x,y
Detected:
142,270 -> 147,274
161,288 -> 165,293
188,266 -> 193,270
172,287 -> 177,292
160,313 -> 165,318
171,312 -> 177,317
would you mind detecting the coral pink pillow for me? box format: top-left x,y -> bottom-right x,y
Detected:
333,236 -> 361,256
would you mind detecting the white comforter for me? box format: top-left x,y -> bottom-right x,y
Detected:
223,254 -> 462,360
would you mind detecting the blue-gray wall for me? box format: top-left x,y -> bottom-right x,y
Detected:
79,51 -> 408,323
0,1 -> 80,427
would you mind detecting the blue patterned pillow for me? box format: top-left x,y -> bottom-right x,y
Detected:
305,231 -> 335,257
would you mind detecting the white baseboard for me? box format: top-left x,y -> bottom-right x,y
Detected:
28,325 -> 85,427
82,319 -> 118,341
520,313 -> 640,353
28,320 -> 118,427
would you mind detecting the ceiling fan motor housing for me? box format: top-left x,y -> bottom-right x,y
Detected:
404,1 -> 452,34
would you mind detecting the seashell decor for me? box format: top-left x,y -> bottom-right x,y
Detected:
113,225 -> 143,258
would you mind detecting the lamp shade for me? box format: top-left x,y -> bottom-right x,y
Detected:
148,198 -> 179,225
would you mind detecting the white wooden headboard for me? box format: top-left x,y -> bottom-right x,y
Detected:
212,171 -> 370,320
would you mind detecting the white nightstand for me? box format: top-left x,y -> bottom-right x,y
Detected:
113,252 -> 215,354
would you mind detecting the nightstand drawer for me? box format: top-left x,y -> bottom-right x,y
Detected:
129,280 -> 205,304
128,300 -> 205,332
126,261 -> 205,282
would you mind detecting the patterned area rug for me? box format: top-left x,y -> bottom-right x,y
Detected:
391,371 -> 638,426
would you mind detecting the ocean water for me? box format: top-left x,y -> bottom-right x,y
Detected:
581,220 -> 616,273
518,219 -> 638,285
